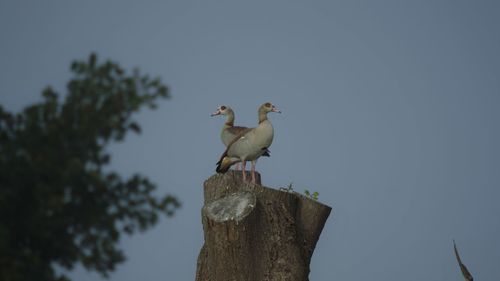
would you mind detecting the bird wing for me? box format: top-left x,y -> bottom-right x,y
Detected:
228,127 -> 266,158
227,127 -> 270,157
216,128 -> 252,165
226,126 -> 249,136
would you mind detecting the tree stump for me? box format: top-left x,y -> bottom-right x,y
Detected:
196,171 -> 332,281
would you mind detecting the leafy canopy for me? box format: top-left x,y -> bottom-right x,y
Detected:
0,53 -> 180,281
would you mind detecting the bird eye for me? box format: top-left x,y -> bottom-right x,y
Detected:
265,102 -> 271,107
220,105 -> 226,110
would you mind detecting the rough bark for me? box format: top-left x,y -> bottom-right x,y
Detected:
196,171 -> 332,281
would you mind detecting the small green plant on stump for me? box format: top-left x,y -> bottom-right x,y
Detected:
304,189 -> 319,200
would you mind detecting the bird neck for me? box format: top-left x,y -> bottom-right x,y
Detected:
225,109 -> 235,127
258,108 -> 268,124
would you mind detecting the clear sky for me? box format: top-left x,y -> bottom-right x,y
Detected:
1,1 -> 499,280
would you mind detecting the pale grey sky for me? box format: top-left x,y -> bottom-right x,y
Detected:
1,1 -> 499,280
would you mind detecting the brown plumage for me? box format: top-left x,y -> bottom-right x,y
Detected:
225,126 -> 249,137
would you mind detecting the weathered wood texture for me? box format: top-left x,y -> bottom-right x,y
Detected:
196,171 -> 332,281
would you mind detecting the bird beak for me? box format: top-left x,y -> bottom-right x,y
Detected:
211,110 -> 221,116
271,106 -> 281,113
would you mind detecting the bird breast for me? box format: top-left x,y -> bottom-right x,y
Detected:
227,120 -> 274,161
221,129 -> 234,146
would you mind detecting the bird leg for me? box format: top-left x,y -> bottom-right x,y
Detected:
251,160 -> 256,184
241,160 -> 247,182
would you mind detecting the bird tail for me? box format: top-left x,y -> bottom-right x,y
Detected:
216,156 -> 234,173
262,147 -> 270,157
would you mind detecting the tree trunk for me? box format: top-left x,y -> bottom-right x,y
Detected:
196,171 -> 332,281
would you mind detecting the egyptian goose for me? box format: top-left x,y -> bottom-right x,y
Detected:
211,105 -> 249,147
211,105 -> 270,170
216,102 -> 281,183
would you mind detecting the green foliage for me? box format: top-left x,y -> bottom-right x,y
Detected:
304,189 -> 319,200
0,53 -> 180,281
280,184 -> 319,200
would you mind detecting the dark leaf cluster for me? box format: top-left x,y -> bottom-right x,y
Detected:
0,54 -> 180,281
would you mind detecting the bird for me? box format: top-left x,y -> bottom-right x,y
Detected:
453,240 -> 474,281
211,105 -> 250,147
211,105 -> 270,170
216,102 -> 280,183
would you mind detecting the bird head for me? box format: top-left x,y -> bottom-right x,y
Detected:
211,105 -> 231,117
261,102 -> 281,114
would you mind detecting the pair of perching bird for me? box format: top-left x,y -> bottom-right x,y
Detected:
211,102 -> 281,184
